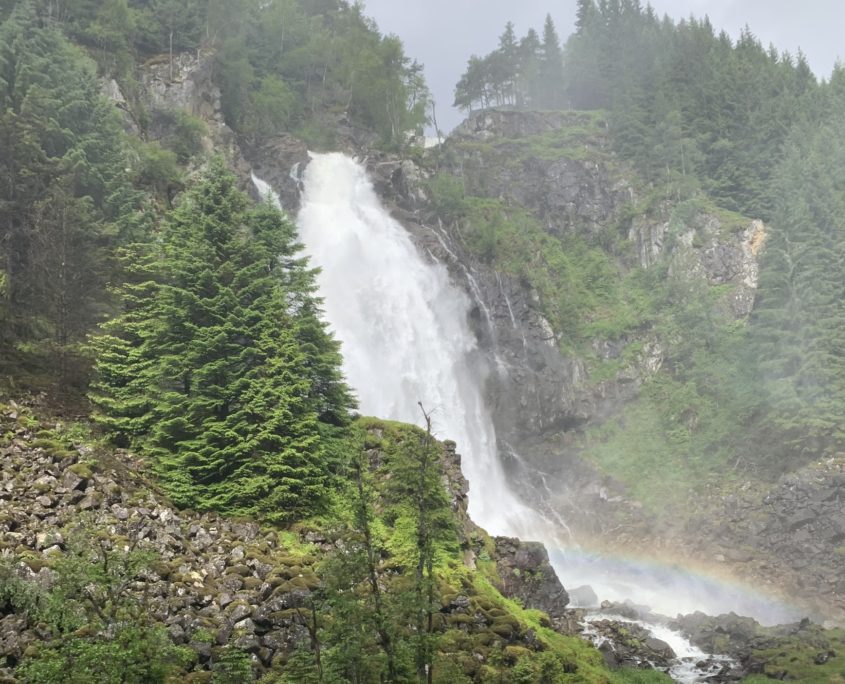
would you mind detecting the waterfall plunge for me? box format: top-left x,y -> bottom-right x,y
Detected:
295,153 -> 548,539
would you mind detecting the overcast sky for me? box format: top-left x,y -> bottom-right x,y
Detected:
361,0 -> 845,133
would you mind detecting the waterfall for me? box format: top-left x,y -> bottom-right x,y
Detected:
251,173 -> 279,208
253,152 -> 800,640
294,152 -> 546,538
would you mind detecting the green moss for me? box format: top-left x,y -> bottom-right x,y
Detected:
68,462 -> 95,479
241,577 -> 262,590
275,532 -> 318,560
30,438 -> 75,460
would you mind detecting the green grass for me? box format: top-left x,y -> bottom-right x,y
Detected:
579,396 -> 705,514
579,361 -> 752,515
464,572 -> 649,683
742,627 -> 845,682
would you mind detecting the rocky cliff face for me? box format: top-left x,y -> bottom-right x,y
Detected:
360,111 -> 767,548
493,537 -> 569,620
683,457 -> 845,623
448,110 -> 631,236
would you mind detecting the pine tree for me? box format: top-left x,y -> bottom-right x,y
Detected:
747,114 -> 845,469
518,28 -> 542,107
495,21 -> 519,105
0,3 -> 136,385
575,0 -> 598,34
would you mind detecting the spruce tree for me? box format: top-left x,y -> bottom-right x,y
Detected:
0,2 -> 137,385
91,159 -> 353,521
539,14 -> 564,108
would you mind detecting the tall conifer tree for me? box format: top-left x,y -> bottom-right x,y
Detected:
91,159 -> 353,521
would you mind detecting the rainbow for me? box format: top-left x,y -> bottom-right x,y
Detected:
543,543 -> 808,625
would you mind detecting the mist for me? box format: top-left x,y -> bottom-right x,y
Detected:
363,0 -> 845,132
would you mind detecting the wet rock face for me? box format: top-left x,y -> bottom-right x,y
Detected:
102,52 -> 254,192
664,215 -> 766,318
143,52 -> 220,121
671,611 -> 842,680
588,618 -> 677,670
493,537 -> 569,619
246,135 -> 310,212
449,110 -> 629,237
672,611 -> 762,659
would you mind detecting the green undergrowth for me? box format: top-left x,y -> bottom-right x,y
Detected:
578,363 -> 753,515
431,565 -> 670,682
427,152 -> 764,513
450,110 -> 615,165
1,403 -> 673,681
266,416 -> 675,682
327,418 -> 671,682
427,181 -> 656,350
429,128 -> 765,515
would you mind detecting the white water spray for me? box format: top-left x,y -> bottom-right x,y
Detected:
251,173 -> 279,208
582,613 -> 736,684
294,153 -> 545,538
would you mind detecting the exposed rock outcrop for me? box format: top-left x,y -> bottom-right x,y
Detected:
493,537 -> 569,619
103,51 -> 254,192
671,611 -> 842,679
450,110 -> 630,235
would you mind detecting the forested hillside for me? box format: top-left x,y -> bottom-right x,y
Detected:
453,0 -> 845,478
0,1 -> 673,682
0,0 -> 427,392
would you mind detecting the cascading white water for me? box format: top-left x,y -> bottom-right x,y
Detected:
251,174 -> 278,209
582,613 -> 736,684
294,152 -> 548,538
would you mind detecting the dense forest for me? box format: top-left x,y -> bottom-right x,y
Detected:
1,0 -> 844,681
453,0 -> 845,476
0,0 -> 428,390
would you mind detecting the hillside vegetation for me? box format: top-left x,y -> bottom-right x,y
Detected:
1,0 -> 844,681
451,0 -> 845,490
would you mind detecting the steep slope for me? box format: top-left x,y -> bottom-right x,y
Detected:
3,0 -> 843,675
0,399 -> 663,683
